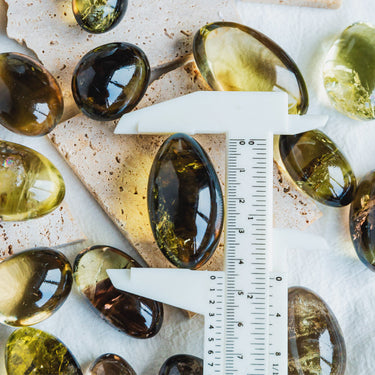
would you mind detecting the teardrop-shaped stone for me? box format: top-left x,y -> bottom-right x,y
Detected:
193,22 -> 308,115
88,353 -> 136,375
73,0 -> 128,34
0,53 -> 63,136
0,248 -> 72,326
0,140 -> 65,221
288,287 -> 346,375
148,133 -> 224,269
323,22 -> 375,120
72,43 -> 150,121
6,327 -> 82,375
74,245 -> 164,338
279,130 -> 356,207
159,355 -> 203,375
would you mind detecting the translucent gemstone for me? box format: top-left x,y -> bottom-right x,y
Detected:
74,245 -> 164,338
0,53 -> 63,136
0,140 -> 65,221
279,130 -> 356,207
323,22 -> 375,120
148,133 -> 224,269
288,287 -> 346,375
88,353 -> 136,375
0,248 -> 72,326
6,327 -> 82,375
159,355 -> 203,375
72,0 -> 128,34
72,43 -> 150,121
193,22 -> 308,115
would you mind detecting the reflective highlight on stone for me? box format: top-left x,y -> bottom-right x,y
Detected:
279,130 -> 356,207
148,133 -> 224,269
159,355 -> 203,375
193,22 -> 308,115
0,248 -> 72,326
73,0 -> 128,34
74,245 -> 163,338
6,327 -> 82,375
88,353 -> 136,375
288,287 -> 346,375
324,22 -> 375,120
0,140 -> 65,221
0,53 -> 63,136
72,43 -> 150,121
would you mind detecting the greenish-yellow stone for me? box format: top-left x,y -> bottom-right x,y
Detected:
323,22 -> 375,120
193,22 -> 308,115
0,140 -> 65,221
6,327 -> 82,375
88,353 -> 136,375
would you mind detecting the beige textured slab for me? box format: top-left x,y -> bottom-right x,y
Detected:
243,0 -> 342,8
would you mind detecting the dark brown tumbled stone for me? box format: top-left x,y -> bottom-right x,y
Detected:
159,355 -> 203,375
88,353 -> 136,375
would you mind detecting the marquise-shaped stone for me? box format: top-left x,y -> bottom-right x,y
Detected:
279,130 -> 356,207
288,287 -> 346,375
159,355 -> 203,375
6,327 -> 82,375
193,21 -> 308,115
148,133 -> 224,269
88,353 -> 136,375
74,245 -> 164,338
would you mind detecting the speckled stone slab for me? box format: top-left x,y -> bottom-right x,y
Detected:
243,0 -> 342,8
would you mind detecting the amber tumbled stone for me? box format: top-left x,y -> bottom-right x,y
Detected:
159,355 -> 203,375
88,353 -> 136,375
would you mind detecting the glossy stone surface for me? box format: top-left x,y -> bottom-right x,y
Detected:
324,22 -> 375,120
193,22 -> 308,115
0,140 -> 65,221
73,0 -> 128,34
288,287 -> 346,375
159,355 -> 203,375
6,327 -> 82,375
279,130 -> 356,207
0,53 -> 63,136
72,43 -> 150,121
88,353 -> 136,375
148,133 -> 224,269
74,245 -> 163,338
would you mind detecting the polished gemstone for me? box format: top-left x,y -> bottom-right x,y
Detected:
72,43 -> 150,121
0,53 -> 63,136
88,353 -> 136,375
0,140 -> 65,221
73,0 -> 128,34
148,133 -> 224,269
288,287 -> 346,375
323,22 -> 375,120
279,130 -> 356,207
6,327 -> 82,375
159,354 -> 203,375
193,22 -> 308,115
74,245 -> 163,338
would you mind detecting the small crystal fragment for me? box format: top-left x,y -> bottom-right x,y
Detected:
159,354 -> 203,375
88,353 -> 136,375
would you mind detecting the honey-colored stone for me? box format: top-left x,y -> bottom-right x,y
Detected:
88,353 -> 136,375
159,354 -> 203,375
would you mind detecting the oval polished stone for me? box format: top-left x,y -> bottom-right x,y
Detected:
88,353 -> 136,375
148,133 -> 224,269
6,327 -> 82,375
324,22 -> 375,120
74,245 -> 164,338
288,287 -> 346,375
0,248 -> 72,326
0,52 -> 63,136
193,22 -> 308,115
279,130 -> 356,207
159,355 -> 203,375
73,0 -> 128,34
0,140 -> 65,221
72,43 -> 150,121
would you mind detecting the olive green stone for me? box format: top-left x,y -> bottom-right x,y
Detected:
88,353 -> 136,375
74,245 -> 164,338
323,22 -> 375,120
6,327 -> 82,375
72,43 -> 150,121
72,0 -> 128,34
0,140 -> 65,221
148,133 -> 224,269
159,355 -> 203,375
0,53 -> 63,136
288,287 -> 346,375
193,22 -> 308,115
0,248 -> 72,326
279,130 -> 356,207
